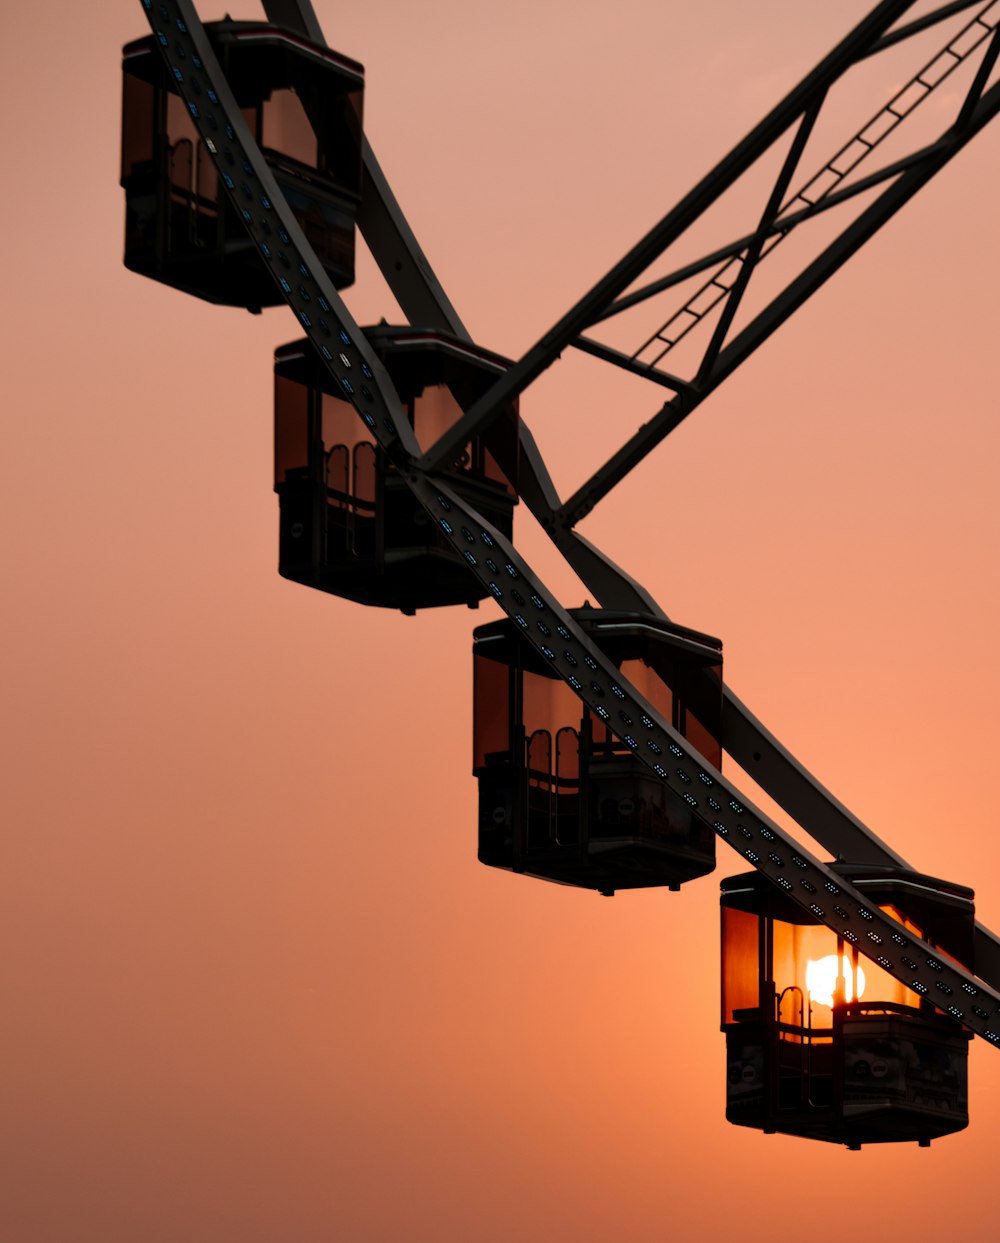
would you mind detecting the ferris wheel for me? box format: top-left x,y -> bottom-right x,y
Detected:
121,0 -> 1000,1148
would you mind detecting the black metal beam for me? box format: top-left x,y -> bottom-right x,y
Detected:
695,95 -> 824,389
570,336 -> 694,395
591,137 -> 947,324
355,140 -> 471,338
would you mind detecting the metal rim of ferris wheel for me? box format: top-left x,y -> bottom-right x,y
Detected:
125,0 -> 1000,1144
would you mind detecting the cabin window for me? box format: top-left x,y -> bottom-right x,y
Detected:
262,87 -> 319,169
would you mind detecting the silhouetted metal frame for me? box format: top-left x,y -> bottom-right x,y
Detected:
136,0 -> 1000,1043
417,0 -> 998,524
561,75 -> 1000,527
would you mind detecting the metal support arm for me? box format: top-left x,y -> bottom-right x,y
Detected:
261,0 -> 471,339
415,0 -> 916,473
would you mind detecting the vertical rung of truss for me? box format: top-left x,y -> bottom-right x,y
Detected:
632,258 -> 745,367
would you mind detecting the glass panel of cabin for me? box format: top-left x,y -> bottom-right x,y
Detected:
322,390 -> 377,509
473,634 -> 588,855
554,726 -> 580,844
322,390 -> 363,457
474,652 -> 510,770
721,905 -> 760,1025
482,445 -> 514,492
121,73 -> 155,180
555,726 -> 580,786
262,87 -> 319,168
412,384 -> 464,457
196,139 -> 218,211
620,656 -> 673,725
588,707 -> 622,756
682,663 -> 723,768
771,921 -> 841,1033
274,375 -> 309,485
527,730 -> 552,784
166,93 -> 199,197
770,919 -> 916,1027
326,445 -> 349,507
240,105 -> 260,144
684,706 -> 722,769
521,669 -> 581,744
526,727 -> 552,848
848,952 -> 921,1012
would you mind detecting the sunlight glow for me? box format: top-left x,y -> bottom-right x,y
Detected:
806,955 -> 866,1008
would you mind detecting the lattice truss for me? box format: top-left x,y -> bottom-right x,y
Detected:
135,0 -> 1000,1045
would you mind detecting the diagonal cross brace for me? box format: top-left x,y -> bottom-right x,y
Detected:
414,0 -> 917,474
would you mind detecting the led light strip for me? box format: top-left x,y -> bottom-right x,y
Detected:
137,0 -> 1000,1044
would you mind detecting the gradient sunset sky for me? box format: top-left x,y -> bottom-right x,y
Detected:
3,2 -> 1000,1240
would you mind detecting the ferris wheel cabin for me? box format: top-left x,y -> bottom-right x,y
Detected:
721,866 -> 974,1148
120,20 -> 363,309
473,609 -> 722,894
274,328 -> 519,612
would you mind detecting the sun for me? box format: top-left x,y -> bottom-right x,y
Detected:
806,955 -> 866,1008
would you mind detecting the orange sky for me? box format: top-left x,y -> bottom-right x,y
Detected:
3,2 -> 1000,1239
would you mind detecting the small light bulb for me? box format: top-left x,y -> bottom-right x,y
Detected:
806,954 -> 866,1007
